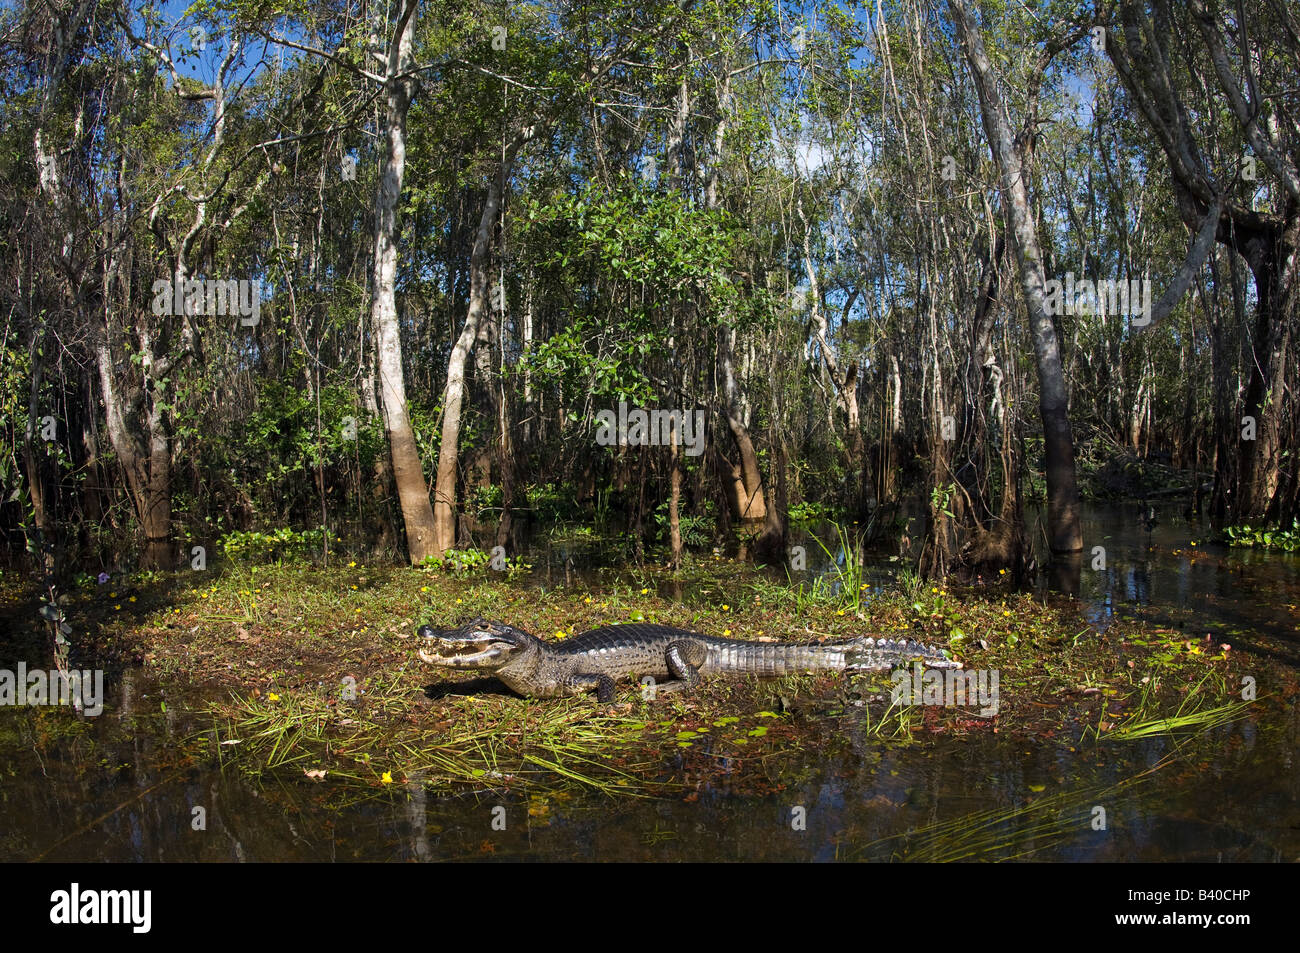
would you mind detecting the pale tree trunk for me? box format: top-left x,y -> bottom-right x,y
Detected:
470,299 -> 498,496
23,329 -> 53,551
364,347 -> 398,553
754,368 -> 790,566
27,0 -> 94,569
1129,370 -> 1146,451
96,339 -> 165,566
665,56 -> 687,561
106,21 -> 252,567
140,346 -> 174,567
800,208 -> 865,504
370,0 -> 439,563
708,64 -> 767,525
432,126 -> 532,556
950,0 -> 1083,554
719,328 -> 767,522
921,267 -> 957,578
522,277 -> 534,442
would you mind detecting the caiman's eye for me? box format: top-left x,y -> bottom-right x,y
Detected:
478,621 -> 490,630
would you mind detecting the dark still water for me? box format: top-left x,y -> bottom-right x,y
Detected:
2,504 -> 1297,861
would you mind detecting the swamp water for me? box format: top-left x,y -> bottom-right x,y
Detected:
1,504 -> 1296,861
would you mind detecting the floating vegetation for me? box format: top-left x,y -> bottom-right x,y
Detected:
1086,670 -> 1255,742
207,660 -> 900,802
1099,701 -> 1253,741
210,668 -> 671,798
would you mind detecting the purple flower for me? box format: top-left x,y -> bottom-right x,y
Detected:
97,572 -> 110,584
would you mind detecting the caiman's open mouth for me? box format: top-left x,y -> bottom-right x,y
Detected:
416,624 -> 511,668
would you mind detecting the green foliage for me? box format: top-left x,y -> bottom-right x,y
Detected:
1224,521 -> 1300,552
524,320 -> 657,408
519,177 -> 740,411
526,483 -> 584,526
653,499 -> 715,548
930,482 -> 957,519
420,548 -> 490,573
788,500 -> 844,524
523,176 -> 737,295
220,526 -> 328,564
466,483 -> 504,518
418,548 -> 530,575
895,567 -> 923,603
201,376 -> 383,533
804,522 -> 869,611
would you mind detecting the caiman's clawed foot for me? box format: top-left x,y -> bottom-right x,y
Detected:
665,640 -> 704,691
565,672 -> 617,703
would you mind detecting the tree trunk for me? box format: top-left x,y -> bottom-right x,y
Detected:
371,0 -> 438,563
433,123 -> 532,555
718,327 -> 767,522
950,0 -> 1083,554
707,65 -> 768,527
1238,231 -> 1296,518
668,422 -> 682,568
801,208 -> 867,513
96,338 -> 171,568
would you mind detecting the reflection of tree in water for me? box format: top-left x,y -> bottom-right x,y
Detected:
1125,564 -> 1151,605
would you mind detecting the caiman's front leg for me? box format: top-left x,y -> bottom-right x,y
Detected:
665,640 -> 706,692
565,673 -> 617,703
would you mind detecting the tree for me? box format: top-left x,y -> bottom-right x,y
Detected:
949,0 -> 1084,555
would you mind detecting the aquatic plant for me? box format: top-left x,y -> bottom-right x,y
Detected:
1087,669 -> 1254,742
1224,520 -> 1300,552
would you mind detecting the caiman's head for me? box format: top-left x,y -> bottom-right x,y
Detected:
416,618 -> 538,672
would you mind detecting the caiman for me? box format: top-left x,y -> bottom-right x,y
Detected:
417,618 -> 959,702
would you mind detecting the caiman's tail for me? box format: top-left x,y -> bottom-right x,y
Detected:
704,635 -> 956,676
841,636 -> 960,672
705,635 -> 959,675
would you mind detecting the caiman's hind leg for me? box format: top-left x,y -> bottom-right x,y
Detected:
566,673 -> 617,703
665,640 -> 707,692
